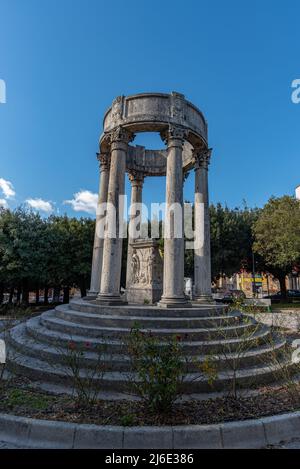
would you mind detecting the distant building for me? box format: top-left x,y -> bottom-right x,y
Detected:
296,185 -> 300,200
213,271 -> 299,298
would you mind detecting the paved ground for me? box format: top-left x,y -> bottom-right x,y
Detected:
0,440 -> 22,449
268,438 -> 300,449
1,438 -> 300,449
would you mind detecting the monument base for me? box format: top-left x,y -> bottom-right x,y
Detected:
126,238 -> 163,305
158,296 -> 192,308
96,293 -> 127,306
83,291 -> 98,300
193,294 -> 215,304
126,286 -> 162,305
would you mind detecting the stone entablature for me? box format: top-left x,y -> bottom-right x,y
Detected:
125,142 -> 194,177
100,92 -> 207,154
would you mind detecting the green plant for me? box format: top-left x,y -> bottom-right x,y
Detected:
227,296 -> 246,313
198,356 -> 218,388
126,327 -> 185,414
0,304 -> 32,318
0,363 -> 5,384
54,339 -> 108,407
120,413 -> 135,426
257,318 -> 299,403
205,314 -> 262,398
6,388 -> 51,410
143,298 -> 150,305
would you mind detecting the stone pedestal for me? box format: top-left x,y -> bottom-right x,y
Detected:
126,239 -> 163,304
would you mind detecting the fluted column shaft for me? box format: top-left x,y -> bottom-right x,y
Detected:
97,127 -> 134,304
194,149 -> 213,302
159,125 -> 190,307
88,153 -> 110,298
126,172 -> 144,290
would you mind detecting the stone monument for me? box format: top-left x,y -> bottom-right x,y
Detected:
7,92 -> 291,400
88,91 -> 213,305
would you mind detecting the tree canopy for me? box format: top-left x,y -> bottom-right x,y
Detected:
209,203 -> 259,280
253,196 -> 300,296
1,196 -> 299,304
0,207 -> 94,304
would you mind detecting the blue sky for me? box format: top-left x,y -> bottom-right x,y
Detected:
0,0 -> 299,217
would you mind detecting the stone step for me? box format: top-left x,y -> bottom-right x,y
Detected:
7,346 -> 292,394
68,300 -> 227,318
54,307 -> 243,329
40,311 -> 260,341
25,316 -> 272,354
8,321 -> 287,372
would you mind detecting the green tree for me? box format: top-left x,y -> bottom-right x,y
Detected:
0,207 -> 47,304
253,196 -> 300,298
46,215 -> 94,301
210,203 -> 259,281
69,217 -> 94,297
0,209 -> 94,305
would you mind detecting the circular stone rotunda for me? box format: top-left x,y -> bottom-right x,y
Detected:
7,93 -> 291,399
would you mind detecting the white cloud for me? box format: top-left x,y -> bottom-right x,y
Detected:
64,190 -> 98,214
0,198 -> 8,209
0,178 -> 15,199
26,198 -> 54,213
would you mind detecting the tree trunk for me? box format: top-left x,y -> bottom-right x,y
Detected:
278,273 -> 287,299
44,286 -> 49,305
63,286 -> 69,304
80,277 -> 87,298
22,279 -> 29,306
35,285 -> 40,305
16,284 -> 21,304
0,283 -> 4,305
8,287 -> 14,304
53,285 -> 60,303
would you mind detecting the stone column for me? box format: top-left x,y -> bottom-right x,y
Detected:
87,153 -> 110,298
97,126 -> 134,304
126,171 -> 144,290
158,125 -> 190,308
193,148 -> 213,303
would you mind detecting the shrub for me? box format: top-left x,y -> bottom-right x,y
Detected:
126,327 -> 184,414
54,339 -> 108,407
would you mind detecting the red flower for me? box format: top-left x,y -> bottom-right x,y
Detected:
176,335 -> 182,342
68,341 -> 76,350
85,342 -> 91,348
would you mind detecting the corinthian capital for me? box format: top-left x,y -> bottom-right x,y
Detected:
109,126 -> 135,145
97,152 -> 110,172
128,170 -> 144,187
160,124 -> 188,145
193,148 -> 212,170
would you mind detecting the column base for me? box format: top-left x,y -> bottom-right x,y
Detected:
192,294 -> 215,304
96,293 -> 127,306
83,291 -> 99,301
157,295 -> 192,308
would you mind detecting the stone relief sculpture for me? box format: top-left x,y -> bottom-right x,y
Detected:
131,249 -> 140,285
111,95 -> 123,124
126,240 -> 163,303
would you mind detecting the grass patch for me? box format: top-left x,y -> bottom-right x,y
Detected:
4,388 -> 53,411
271,303 -> 300,311
1,378 -> 300,426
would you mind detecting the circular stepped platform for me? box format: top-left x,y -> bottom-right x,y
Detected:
6,299 -> 291,398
